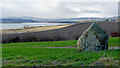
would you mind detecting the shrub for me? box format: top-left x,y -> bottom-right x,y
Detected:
110,32 -> 120,37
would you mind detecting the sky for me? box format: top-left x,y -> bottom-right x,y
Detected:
0,2 -> 118,18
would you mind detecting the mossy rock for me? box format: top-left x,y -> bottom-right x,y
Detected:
77,23 -> 109,51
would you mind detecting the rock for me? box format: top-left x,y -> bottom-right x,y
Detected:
77,23 -> 109,51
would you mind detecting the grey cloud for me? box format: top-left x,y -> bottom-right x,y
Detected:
47,3 -> 80,18
80,9 -> 101,13
1,2 -> 118,18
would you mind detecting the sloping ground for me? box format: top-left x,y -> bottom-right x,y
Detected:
2,22 -> 118,43
2,24 -> 73,34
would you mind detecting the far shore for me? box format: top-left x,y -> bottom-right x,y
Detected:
2,23 -> 74,34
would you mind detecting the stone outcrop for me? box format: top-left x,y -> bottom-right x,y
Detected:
77,23 -> 109,51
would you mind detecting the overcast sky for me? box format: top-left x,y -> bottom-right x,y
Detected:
0,2 -> 118,18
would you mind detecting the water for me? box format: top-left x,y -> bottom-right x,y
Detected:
0,23 -> 68,29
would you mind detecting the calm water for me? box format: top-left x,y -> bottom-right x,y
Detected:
1,23 -> 68,29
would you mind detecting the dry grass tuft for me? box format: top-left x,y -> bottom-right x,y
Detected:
90,57 -> 119,66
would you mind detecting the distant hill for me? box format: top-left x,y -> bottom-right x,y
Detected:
0,16 -> 117,23
1,19 -> 38,23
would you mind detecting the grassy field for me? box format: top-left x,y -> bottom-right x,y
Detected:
108,37 -> 119,47
2,37 -> 120,66
2,48 -> 119,66
2,37 -> 120,48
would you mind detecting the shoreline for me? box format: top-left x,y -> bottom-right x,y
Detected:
2,23 -> 73,34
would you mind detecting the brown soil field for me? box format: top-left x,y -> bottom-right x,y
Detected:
2,22 -> 118,43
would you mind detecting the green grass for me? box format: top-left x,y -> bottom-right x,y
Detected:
2,48 -> 120,66
2,40 -> 77,48
2,37 -> 120,66
2,37 -> 120,48
0,44 -> 1,67
108,37 -> 119,47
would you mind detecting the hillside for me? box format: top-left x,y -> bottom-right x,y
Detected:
2,22 -> 118,43
1,17 -> 108,23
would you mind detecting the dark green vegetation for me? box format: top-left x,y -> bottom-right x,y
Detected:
2,37 -> 120,66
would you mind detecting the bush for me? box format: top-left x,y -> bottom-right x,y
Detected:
110,32 -> 120,37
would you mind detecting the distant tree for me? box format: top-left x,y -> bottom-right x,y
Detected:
106,19 -> 110,22
112,19 -> 115,22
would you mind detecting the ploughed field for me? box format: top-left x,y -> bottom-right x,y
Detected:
2,37 -> 120,66
2,22 -> 118,43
